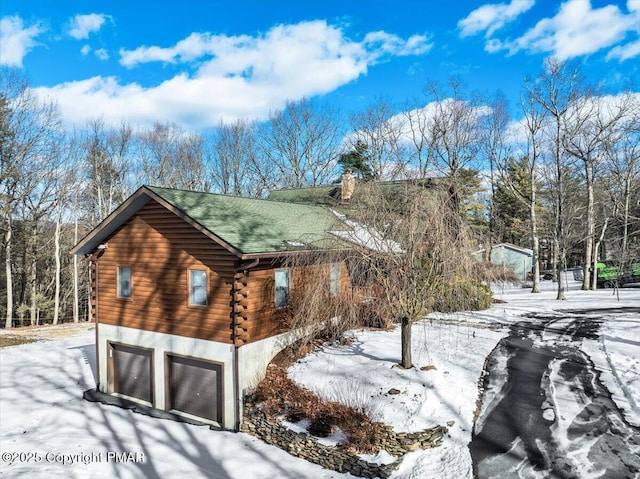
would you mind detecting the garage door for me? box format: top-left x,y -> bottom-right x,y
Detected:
166,354 -> 222,424
109,343 -> 153,404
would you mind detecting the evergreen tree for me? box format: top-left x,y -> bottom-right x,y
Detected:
338,140 -> 373,180
493,158 -> 535,245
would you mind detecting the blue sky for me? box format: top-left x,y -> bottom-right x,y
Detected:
1,0 -> 639,131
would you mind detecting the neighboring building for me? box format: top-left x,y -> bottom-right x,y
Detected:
71,185 -> 352,430
473,243 -> 534,281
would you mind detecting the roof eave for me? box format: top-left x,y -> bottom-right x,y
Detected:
71,185 -> 245,258
70,186 -> 152,255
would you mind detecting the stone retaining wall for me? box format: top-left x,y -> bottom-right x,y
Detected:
241,403 -> 447,478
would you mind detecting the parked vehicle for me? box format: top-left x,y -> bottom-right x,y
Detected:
593,261 -> 624,288
622,258 -> 640,285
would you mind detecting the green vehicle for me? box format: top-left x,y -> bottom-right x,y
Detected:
594,261 -> 624,288
623,258 -> 640,285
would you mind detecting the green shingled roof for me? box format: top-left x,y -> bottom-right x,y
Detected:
268,185 -> 342,206
148,186 -> 345,255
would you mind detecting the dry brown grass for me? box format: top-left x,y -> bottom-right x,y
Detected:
252,364 -> 387,453
0,323 -> 94,348
0,335 -> 39,348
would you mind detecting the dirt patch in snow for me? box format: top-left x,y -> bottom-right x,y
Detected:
0,322 -> 95,347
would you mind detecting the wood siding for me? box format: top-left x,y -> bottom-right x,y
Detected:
246,260 -> 352,343
96,200 -> 236,343
94,199 -> 352,346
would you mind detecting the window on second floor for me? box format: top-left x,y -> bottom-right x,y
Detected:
275,269 -> 290,308
117,266 -> 132,299
189,269 -> 208,306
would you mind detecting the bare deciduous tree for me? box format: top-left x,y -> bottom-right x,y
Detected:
209,119 -> 259,196
424,79 -> 485,221
342,182 -> 480,368
348,99 -> 408,180
528,59 -> 583,300
496,88 -> 546,293
1,69 -> 61,327
564,92 -> 633,290
138,121 -> 208,191
258,98 -> 343,188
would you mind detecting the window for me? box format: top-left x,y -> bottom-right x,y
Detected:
330,263 -> 341,296
189,269 -> 207,306
275,269 -> 290,308
117,266 -> 132,298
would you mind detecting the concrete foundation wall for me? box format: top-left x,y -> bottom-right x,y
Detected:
96,323 -> 302,429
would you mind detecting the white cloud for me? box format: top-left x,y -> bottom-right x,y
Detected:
95,48 -> 109,60
80,44 -> 91,56
606,39 -> 640,61
68,13 -> 107,40
492,0 -> 636,60
33,21 -> 432,129
606,0 -> 640,61
458,0 -> 535,37
362,31 -> 432,58
0,16 -> 44,67
120,21 -> 430,68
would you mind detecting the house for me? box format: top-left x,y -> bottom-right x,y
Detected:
71,185 -> 352,430
473,243 -> 534,281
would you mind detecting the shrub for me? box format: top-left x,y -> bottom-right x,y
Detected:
432,277 -> 493,313
251,365 -> 386,453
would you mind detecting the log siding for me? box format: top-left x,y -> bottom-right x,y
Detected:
95,200 -> 236,343
92,197 -> 352,346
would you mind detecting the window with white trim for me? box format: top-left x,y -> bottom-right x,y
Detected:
275,269 -> 290,308
117,266 -> 132,298
189,269 -> 208,306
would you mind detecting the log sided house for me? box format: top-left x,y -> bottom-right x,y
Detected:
71,185 -> 353,430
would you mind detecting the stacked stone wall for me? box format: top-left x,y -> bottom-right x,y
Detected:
242,403 -> 447,478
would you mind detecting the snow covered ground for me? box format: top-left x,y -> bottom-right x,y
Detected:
0,279 -> 638,478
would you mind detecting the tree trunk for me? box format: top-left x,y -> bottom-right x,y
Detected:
29,221 -> 38,326
557,251 -> 567,300
4,217 -> 13,329
53,204 -> 62,325
582,166 -> 594,290
622,177 -> 630,260
554,119 -> 566,301
400,317 -> 412,369
592,218 -> 609,290
530,174 -> 540,293
73,217 -> 79,323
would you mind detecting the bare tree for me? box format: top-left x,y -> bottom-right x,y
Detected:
138,121 -> 208,191
348,99 -> 408,180
0,69 -> 61,327
601,97 -> 640,264
82,118 -> 134,224
258,98 -> 343,188
496,88 -> 546,293
401,97 -> 437,178
342,181 -> 480,368
424,78 -> 485,219
209,119 -> 260,196
482,91 -> 511,252
528,59 -> 583,300
563,92 -> 633,289
52,137 -> 79,324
